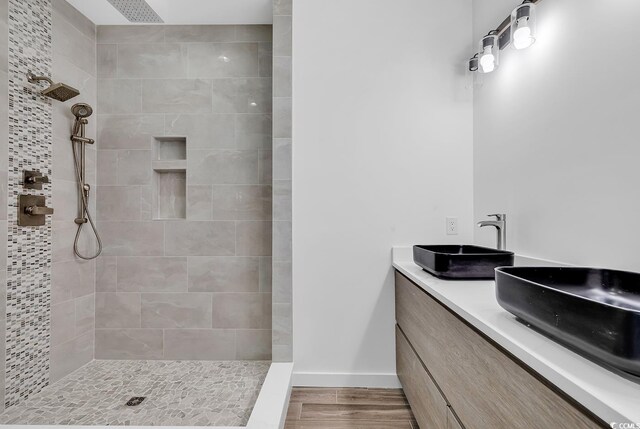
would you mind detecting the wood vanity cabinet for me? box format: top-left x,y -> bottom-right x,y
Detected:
394,270 -> 605,429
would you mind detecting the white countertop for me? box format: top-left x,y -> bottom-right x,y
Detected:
392,246 -> 640,424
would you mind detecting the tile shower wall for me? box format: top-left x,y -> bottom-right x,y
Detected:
5,0 -> 54,408
0,0 -> 8,413
95,25 -> 273,360
49,0 -> 97,384
272,0 -> 293,362
1,0 -> 96,409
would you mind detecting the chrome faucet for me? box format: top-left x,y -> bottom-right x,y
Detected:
477,214 -> 507,250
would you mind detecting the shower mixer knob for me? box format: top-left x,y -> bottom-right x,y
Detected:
18,195 -> 54,226
23,170 -> 50,190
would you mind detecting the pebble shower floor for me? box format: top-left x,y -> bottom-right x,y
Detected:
0,360 -> 270,426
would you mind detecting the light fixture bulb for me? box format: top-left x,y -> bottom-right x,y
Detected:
513,20 -> 534,49
511,3 -> 537,50
480,52 -> 495,73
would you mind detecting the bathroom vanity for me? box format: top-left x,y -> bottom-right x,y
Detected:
393,247 -> 639,429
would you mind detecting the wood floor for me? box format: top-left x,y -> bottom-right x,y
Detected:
285,387 -> 418,428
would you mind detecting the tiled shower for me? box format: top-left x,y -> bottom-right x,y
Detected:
0,0 -> 292,423
93,23 -> 273,362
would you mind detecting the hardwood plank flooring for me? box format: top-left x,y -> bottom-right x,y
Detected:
285,387 -> 417,429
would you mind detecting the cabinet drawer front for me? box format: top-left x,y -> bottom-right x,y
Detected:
395,271 -> 602,429
396,325 -> 448,429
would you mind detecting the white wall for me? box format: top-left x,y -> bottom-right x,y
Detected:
292,0 -> 474,385
474,0 -> 640,271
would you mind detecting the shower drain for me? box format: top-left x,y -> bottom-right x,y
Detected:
126,397 -> 146,406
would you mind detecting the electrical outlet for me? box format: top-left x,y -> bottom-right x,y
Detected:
446,217 -> 458,235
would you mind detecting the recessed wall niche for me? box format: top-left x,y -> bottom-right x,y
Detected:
152,137 -> 187,220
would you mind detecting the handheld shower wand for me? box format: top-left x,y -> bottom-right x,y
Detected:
70,103 -> 102,260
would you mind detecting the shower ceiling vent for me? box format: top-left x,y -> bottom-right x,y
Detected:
106,0 -> 164,23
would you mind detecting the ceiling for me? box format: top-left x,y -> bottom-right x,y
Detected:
65,0 -> 273,25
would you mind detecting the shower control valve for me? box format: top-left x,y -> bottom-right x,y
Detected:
24,170 -> 50,190
18,194 -> 54,227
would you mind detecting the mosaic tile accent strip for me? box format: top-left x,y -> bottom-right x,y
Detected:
0,360 -> 270,426
5,0 -> 54,408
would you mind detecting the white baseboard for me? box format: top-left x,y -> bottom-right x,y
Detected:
292,372 -> 401,388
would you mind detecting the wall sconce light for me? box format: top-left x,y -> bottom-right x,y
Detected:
468,0 -> 542,74
478,32 -> 499,74
511,1 -> 536,50
468,54 -> 479,72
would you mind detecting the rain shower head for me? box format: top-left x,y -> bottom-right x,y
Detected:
71,103 -> 93,119
27,71 -> 80,102
106,0 -> 164,23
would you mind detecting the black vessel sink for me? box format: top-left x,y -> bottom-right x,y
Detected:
495,267 -> 640,377
413,245 -> 514,280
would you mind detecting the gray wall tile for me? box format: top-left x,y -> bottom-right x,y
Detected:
273,221 -> 292,261
187,185 -> 213,220
273,0 -> 293,16
188,150 -> 259,185
97,44 -> 116,78
141,293 -> 212,328
52,0 -> 96,42
188,257 -> 260,293
96,292 -> 141,328
273,56 -> 292,97
272,303 -> 292,346
97,150 -> 118,185
211,78 -> 272,114
97,186 -> 142,220
258,42 -> 272,78
94,23 -> 275,360
211,185 -> 271,220
117,150 -> 152,185
188,43 -> 259,78
237,221 -> 272,256
237,329 -> 271,360
117,257 -> 188,292
52,9 -> 96,75
165,114 -> 235,149
236,25 -> 272,42
164,25 -> 235,43
51,260 -> 95,304
273,261 -> 292,304
50,331 -> 94,383
98,115 -> 163,150
273,15 -> 292,57
272,345 -> 292,362
51,301 -> 76,346
273,97 -> 292,138
98,79 -> 142,114
163,329 -> 236,360
52,221 -> 99,263
96,256 -> 117,292
273,139 -> 292,180
75,294 -> 95,335
118,44 -> 187,78
273,180 -> 292,221
165,221 -> 236,256
212,293 -> 271,329
100,221 -> 164,256
51,179 -> 77,222
95,329 -> 164,359
259,257 -> 272,293
142,79 -> 212,114
236,114 -> 272,150
97,25 -> 165,44
259,149 -> 272,184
